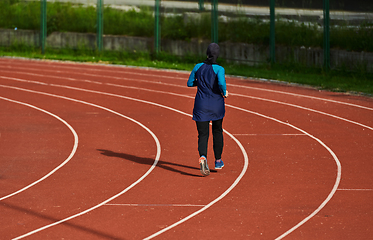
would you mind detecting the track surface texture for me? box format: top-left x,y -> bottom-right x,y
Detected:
0,58 -> 372,240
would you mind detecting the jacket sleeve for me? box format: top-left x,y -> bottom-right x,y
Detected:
214,65 -> 227,96
187,63 -> 203,87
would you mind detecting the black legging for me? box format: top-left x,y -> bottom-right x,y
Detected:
196,119 -> 223,160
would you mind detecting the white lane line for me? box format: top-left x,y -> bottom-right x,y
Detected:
228,83 -> 373,111
1,74 -> 372,132
144,129 -> 249,240
0,87 -> 162,240
231,93 -> 373,131
226,105 -> 341,240
1,59 -> 369,238
337,189 -> 373,191
0,97 -> 79,201
105,204 -> 206,207
0,76 -> 191,116
0,71 -> 191,99
1,84 -> 249,240
2,65 -> 373,130
234,134 -> 306,136
1,60 -> 373,111
2,81 -> 342,240
0,67 -> 184,88
0,61 -> 188,83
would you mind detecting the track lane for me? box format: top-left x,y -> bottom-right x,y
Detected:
0,98 -> 78,201
0,57 -> 372,238
1,60 -> 372,129
1,78 -> 340,238
0,69 -> 372,133
0,86 -> 161,239
1,58 -> 373,113
0,83 -> 247,239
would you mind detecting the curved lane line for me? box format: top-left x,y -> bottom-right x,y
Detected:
227,83 -> 373,111
46,83 -> 341,239
2,74 -> 371,131
231,93 -> 373,131
0,88 -> 162,240
104,82 -> 373,130
1,61 -> 372,111
0,85 -> 248,240
45,84 -> 343,239
227,105 -> 342,240
0,97 -> 79,201
144,129 -> 248,240
1,82 -> 342,239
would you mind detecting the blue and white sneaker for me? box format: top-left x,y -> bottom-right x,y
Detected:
215,159 -> 224,169
199,156 -> 210,176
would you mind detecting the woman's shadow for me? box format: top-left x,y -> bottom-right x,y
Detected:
97,149 -> 216,177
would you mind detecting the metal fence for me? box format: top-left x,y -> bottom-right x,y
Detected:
3,0 -> 373,70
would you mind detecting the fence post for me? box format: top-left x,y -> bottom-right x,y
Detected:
40,0 -> 47,54
211,0 -> 218,43
323,0 -> 330,70
199,0 -> 204,11
270,0 -> 275,64
96,0 -> 103,51
154,0 -> 161,55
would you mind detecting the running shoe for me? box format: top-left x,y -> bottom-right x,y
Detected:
199,156 -> 210,176
215,159 -> 224,169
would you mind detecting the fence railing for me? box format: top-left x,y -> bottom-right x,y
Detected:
3,0 -> 373,71
36,0 -> 335,68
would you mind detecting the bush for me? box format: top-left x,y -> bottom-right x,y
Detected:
104,7 -> 154,37
0,0 -> 40,30
331,23 -> 373,52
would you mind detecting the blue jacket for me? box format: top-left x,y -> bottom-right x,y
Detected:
187,63 -> 227,122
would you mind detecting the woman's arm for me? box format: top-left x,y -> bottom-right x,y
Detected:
187,63 -> 203,87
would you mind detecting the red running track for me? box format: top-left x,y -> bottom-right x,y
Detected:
0,57 -> 372,240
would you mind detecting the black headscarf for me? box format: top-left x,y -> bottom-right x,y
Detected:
203,43 -> 220,65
